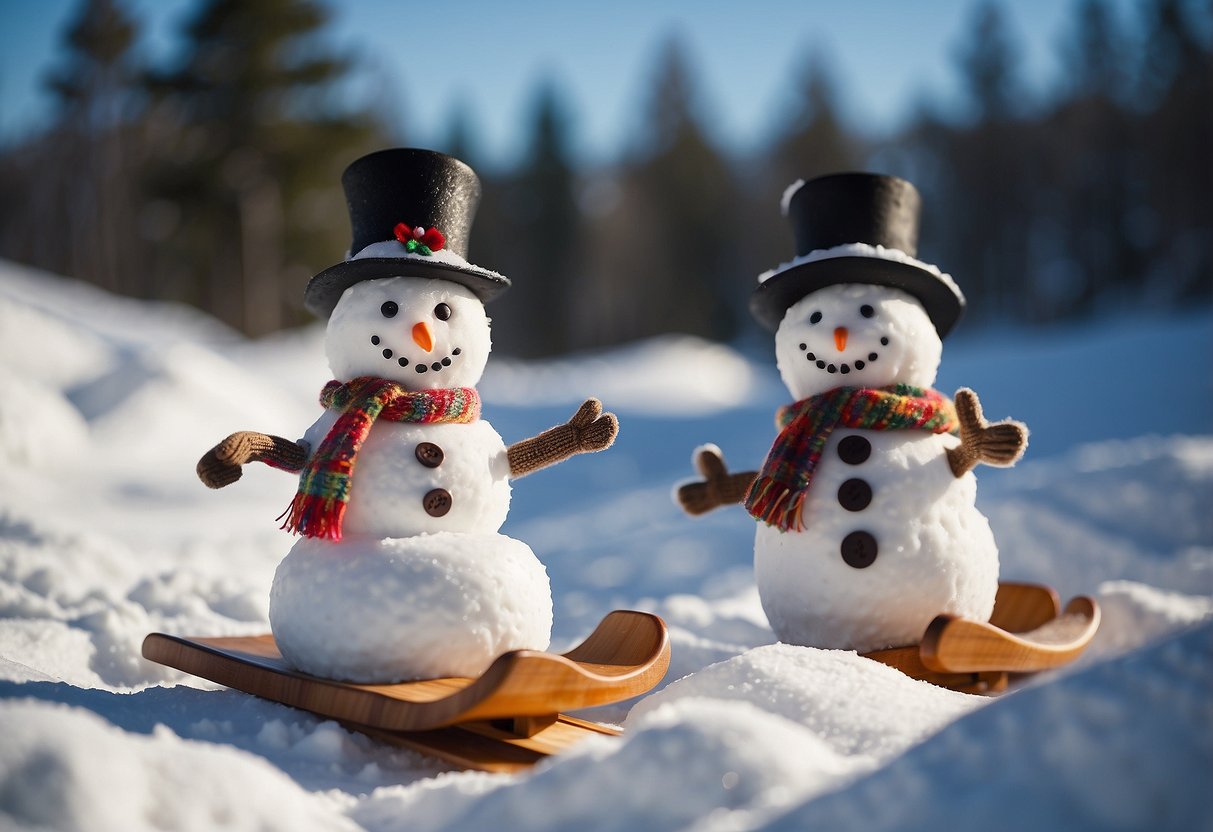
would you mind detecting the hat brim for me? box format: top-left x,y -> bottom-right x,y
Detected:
304,258 -> 511,319
749,257 -> 964,337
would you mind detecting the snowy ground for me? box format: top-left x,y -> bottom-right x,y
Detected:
1,258 -> 1211,831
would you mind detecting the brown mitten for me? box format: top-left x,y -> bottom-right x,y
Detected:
676,445 -> 758,516
197,431 -> 307,489
507,398 -> 619,478
946,388 -> 1028,478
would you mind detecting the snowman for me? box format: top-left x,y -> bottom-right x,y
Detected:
677,173 -> 1027,654
198,148 -> 617,682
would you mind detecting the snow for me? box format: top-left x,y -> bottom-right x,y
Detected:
1,257 -> 1211,830
763,620 -> 1213,831
271,533 -> 551,681
779,178 -> 804,217
757,242 -> 964,303
349,239 -> 506,280
324,276 -> 493,390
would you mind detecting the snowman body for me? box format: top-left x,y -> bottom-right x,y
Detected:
269,276 -> 553,682
298,411 -> 512,538
752,283 -> 998,653
754,429 -> 998,653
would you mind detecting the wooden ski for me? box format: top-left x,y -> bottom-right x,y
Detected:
864,582 -> 1100,693
143,610 -> 669,772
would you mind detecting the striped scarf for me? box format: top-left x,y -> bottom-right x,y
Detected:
745,385 -> 957,532
281,377 -> 480,540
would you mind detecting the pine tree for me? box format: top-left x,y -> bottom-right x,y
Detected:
1136,0 -> 1213,302
947,1 -> 1034,321
1040,0 -> 1139,318
770,50 -> 859,186
748,49 -> 862,302
6,0 -> 144,296
145,0 -> 385,335
493,81 -> 580,356
579,35 -> 739,347
955,1 -> 1022,124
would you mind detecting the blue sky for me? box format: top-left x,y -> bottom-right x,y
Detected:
0,0 -> 1141,168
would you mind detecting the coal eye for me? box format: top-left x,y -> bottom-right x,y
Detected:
860,304 -> 875,318
434,302 -> 452,321
381,301 -> 398,318
809,311 -> 823,325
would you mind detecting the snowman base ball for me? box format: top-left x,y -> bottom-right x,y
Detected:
269,532 -> 552,682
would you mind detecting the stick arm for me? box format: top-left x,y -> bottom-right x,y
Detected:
676,444 -> 759,515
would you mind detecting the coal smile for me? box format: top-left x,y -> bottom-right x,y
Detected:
798,337 -> 889,375
370,335 -> 464,374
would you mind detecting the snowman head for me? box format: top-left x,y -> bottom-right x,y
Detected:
325,276 -> 491,389
774,283 -> 942,401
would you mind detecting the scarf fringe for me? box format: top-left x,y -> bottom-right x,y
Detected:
285,378 -> 481,540
745,477 -> 808,532
279,492 -> 347,540
745,385 -> 957,533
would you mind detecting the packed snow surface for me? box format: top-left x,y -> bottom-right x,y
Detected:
1,259 -> 1211,830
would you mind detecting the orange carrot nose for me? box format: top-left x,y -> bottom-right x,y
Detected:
834,327 -> 848,352
412,321 -> 434,352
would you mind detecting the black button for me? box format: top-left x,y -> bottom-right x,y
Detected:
415,442 -> 444,468
837,478 -> 873,512
840,531 -> 878,568
837,435 -> 871,465
423,488 -> 452,517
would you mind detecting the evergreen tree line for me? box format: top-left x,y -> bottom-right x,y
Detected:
0,0 -> 1208,355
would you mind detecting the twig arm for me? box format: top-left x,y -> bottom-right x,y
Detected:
676,444 -> 758,515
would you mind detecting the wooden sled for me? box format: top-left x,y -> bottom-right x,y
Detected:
863,582 -> 1100,694
143,609 -> 670,772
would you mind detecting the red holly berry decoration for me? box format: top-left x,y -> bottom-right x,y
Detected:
420,227 -> 445,250
393,222 -> 446,256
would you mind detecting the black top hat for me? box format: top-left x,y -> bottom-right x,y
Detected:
304,148 -> 511,318
749,172 -> 964,337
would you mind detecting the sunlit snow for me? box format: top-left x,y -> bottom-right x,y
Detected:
1,259 -> 1210,831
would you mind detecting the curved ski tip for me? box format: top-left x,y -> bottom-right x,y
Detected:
990,582 -> 1061,632
921,593 -> 1101,675
1064,594 -> 1099,623
446,610 -> 671,726
140,632 -> 164,661
920,613 -> 956,660
563,609 -> 670,669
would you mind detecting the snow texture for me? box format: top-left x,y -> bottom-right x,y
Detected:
757,242 -> 965,303
1,257 -> 1210,830
325,276 -> 493,391
773,283 -> 943,401
271,533 -> 552,681
779,178 -> 804,216
349,239 -> 505,280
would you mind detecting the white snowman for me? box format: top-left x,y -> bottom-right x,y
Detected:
199,149 -> 617,682
678,173 -> 1027,654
